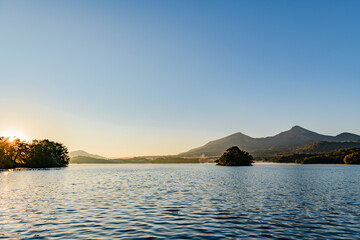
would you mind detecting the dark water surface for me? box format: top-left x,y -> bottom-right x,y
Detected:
1,164 -> 360,239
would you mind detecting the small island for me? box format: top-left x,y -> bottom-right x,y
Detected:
215,146 -> 253,166
0,137 -> 69,169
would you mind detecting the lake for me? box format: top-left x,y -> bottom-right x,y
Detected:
1,164 -> 360,239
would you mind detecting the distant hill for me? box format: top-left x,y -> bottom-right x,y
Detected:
70,156 -> 213,164
69,150 -> 106,159
70,156 -> 146,164
179,126 -> 360,157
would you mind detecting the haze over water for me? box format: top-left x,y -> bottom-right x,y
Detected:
1,164 -> 359,239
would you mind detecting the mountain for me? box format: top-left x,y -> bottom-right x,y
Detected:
69,150 -> 106,159
334,132 -> 360,141
179,126 -> 360,157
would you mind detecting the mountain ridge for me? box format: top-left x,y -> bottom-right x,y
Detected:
179,126 -> 360,157
69,150 -> 106,159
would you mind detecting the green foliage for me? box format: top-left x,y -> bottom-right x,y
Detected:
296,141 -> 360,154
276,154 -> 307,163
276,148 -> 360,164
0,137 -> 16,169
344,152 -> 360,164
23,140 -> 70,168
0,137 -> 29,169
0,137 -> 69,169
299,155 -> 343,164
215,146 -> 253,166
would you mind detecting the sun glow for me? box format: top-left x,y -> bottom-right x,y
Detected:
1,129 -> 27,142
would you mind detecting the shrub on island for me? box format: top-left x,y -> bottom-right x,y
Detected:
215,146 -> 253,166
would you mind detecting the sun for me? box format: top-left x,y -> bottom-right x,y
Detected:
1,129 -> 27,142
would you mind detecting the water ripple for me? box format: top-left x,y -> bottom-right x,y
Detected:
1,164 -> 360,239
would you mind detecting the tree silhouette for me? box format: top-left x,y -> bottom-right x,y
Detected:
0,137 -> 69,169
0,137 -> 16,169
24,140 -> 70,168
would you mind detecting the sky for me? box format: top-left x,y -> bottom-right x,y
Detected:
0,0 -> 360,157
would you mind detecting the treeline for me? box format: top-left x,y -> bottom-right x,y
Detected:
70,156 -> 215,164
253,141 -> 360,163
0,137 -> 69,169
276,148 -> 360,164
295,141 -> 360,154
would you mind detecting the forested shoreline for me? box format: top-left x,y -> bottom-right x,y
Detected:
0,137 -> 69,169
276,148 -> 360,164
3,135 -> 359,168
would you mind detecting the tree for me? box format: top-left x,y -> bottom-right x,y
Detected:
0,137 -> 70,169
0,137 -> 29,169
344,152 -> 360,164
0,137 -> 15,169
215,146 -> 253,166
22,140 -> 70,168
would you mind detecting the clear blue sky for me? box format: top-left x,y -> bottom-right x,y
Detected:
1,0 -> 359,157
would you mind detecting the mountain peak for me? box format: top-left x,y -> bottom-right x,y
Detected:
335,132 -> 360,141
290,125 -> 307,131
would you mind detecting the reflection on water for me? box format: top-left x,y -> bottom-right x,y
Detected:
1,164 -> 360,239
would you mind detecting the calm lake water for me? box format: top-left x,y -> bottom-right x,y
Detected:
1,164 -> 360,239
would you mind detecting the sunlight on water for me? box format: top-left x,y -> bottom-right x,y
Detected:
1,164 -> 360,239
